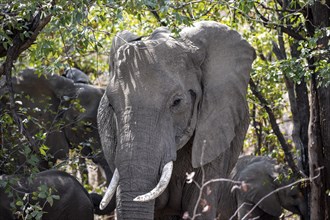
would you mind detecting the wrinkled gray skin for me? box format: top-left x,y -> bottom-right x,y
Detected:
1,69 -> 110,178
217,155 -> 308,220
63,67 -> 90,84
98,21 -> 255,219
0,170 -> 94,220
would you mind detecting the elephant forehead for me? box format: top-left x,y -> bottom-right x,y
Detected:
111,42 -> 192,97
115,40 -> 190,74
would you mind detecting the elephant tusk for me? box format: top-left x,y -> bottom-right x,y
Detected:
100,169 -> 119,210
133,161 -> 173,202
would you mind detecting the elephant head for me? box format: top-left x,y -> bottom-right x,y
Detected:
62,67 -> 90,84
1,68 -> 104,170
231,156 -> 308,220
98,21 -> 255,219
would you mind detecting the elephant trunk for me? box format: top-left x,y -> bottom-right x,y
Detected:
115,162 -> 158,220
113,109 -> 176,220
117,190 -> 155,219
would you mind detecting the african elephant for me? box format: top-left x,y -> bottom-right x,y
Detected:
97,21 -> 255,219
0,68 -> 110,178
62,67 -> 90,84
0,170 -> 94,220
217,155 -> 308,220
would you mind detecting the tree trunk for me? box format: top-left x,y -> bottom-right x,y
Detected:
290,42 -> 310,176
308,74 -> 326,220
318,85 -> 330,219
307,1 -> 330,219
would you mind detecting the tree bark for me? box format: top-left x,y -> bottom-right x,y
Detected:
251,103 -> 262,155
308,74 -> 326,220
318,84 -> 330,219
290,42 -> 310,176
307,1 -> 330,219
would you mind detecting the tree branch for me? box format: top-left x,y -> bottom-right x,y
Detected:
169,0 -> 204,10
4,34 -> 36,147
249,78 -> 304,177
146,5 -> 167,26
1,9 -> 53,148
251,103 -> 263,154
0,12 -> 52,75
280,26 -> 306,41
273,37 -> 310,175
253,1 -> 306,41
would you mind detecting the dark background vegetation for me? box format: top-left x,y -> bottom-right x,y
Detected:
1,1 -> 329,219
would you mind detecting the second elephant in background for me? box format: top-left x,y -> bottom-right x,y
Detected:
1,69 -> 112,182
0,170 -> 94,220
217,155 -> 308,220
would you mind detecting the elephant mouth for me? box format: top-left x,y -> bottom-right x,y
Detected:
175,126 -> 194,150
99,161 -> 173,210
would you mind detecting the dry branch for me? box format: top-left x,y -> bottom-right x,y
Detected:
249,78 -> 303,177
0,11 -> 52,75
1,9 -> 53,147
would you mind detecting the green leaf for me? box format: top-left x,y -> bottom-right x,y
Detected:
38,192 -> 47,199
47,196 -> 54,206
39,145 -> 49,156
52,195 -> 60,200
16,200 -> 24,206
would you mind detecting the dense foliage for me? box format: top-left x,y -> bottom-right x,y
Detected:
1,0 -> 329,219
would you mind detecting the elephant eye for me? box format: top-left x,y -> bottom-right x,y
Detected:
170,94 -> 186,112
172,98 -> 182,107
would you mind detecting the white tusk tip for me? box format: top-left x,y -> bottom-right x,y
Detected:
99,201 -> 107,210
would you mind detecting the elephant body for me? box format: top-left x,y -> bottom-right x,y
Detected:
97,21 -> 255,219
0,170 -> 94,220
217,155 -> 308,220
0,69 -> 111,181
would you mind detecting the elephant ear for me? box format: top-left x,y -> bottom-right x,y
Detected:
237,159 -> 282,217
180,21 -> 256,168
97,93 -> 117,172
109,30 -> 142,71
